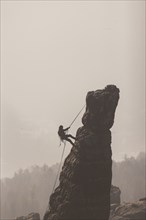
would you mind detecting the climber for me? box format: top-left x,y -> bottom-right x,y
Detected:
58,125 -> 76,146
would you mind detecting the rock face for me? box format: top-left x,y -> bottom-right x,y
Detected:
110,199 -> 146,220
44,85 -> 120,220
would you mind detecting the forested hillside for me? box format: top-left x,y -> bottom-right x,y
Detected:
1,152 -> 145,219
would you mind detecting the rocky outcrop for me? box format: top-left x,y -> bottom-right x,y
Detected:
44,85 -> 120,220
110,199 -> 146,220
110,185 -> 121,205
110,185 -> 121,215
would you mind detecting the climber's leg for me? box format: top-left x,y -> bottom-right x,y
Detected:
66,134 -> 76,140
65,138 -> 75,146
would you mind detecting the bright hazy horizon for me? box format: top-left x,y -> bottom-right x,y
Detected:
1,1 -> 145,178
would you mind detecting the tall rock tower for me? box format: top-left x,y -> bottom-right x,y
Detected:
44,85 -> 120,220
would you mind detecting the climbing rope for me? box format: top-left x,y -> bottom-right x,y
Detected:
52,140 -> 67,193
69,104 -> 86,127
51,104 -> 85,193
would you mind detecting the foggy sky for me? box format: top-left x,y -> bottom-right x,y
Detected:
1,1 -> 145,178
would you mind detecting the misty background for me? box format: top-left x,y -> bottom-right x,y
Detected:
1,1 -> 145,219
1,0 -> 145,186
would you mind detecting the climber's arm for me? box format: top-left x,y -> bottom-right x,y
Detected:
64,127 -> 70,131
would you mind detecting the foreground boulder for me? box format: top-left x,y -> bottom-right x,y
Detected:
16,213 -> 40,220
44,85 -> 120,220
110,199 -> 146,220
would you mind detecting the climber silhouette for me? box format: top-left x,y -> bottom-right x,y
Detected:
58,125 -> 76,146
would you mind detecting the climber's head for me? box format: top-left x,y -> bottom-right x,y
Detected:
59,125 -> 63,129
